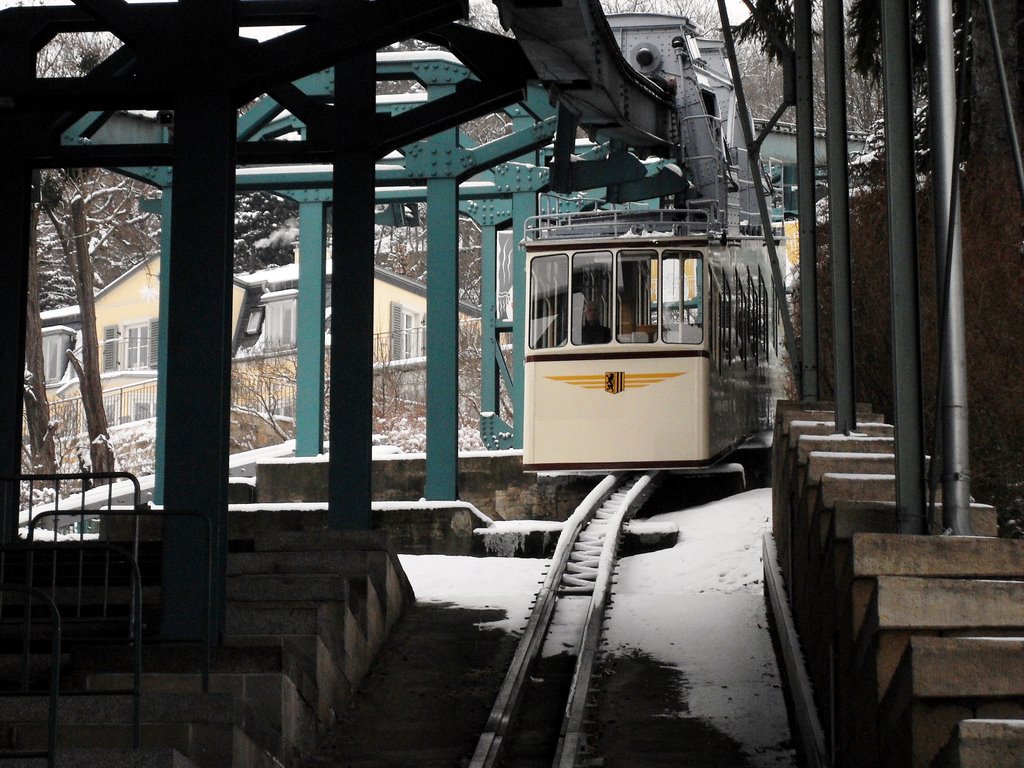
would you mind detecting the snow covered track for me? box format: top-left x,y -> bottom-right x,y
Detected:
470,472 -> 659,768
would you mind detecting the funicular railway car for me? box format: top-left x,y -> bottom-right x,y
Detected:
523,207 -> 780,471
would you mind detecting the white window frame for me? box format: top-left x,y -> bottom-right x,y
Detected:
264,294 -> 297,350
42,331 -> 70,383
390,302 -> 424,360
123,322 -> 151,371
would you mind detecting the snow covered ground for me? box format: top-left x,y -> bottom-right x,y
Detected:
399,487 -> 796,766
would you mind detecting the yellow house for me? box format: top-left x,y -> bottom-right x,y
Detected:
40,254 -> 479,428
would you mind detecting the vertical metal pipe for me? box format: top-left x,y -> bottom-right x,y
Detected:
823,0 -> 857,434
880,0 -> 927,533
295,201 -> 327,457
424,175 -> 460,500
329,51 -> 376,529
794,0 -> 819,400
926,0 -> 972,532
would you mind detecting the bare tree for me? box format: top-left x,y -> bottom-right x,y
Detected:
24,203 -> 57,474
41,169 -> 116,478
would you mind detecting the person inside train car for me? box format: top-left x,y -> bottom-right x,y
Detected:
580,300 -> 612,344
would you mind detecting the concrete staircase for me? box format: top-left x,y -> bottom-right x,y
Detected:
0,516 -> 413,767
772,401 -> 1024,768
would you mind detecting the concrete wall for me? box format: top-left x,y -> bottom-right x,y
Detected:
257,453 -> 601,522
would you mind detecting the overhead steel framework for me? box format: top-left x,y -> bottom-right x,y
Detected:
1,0 -> 979,643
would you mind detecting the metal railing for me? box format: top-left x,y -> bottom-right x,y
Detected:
0,583 -> 61,768
0,541 -> 141,753
524,208 -> 713,241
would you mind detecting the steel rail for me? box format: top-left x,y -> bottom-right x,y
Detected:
470,471 -> 659,768
554,471 -> 659,767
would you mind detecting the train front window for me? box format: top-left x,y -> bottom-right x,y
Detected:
661,251 -> 704,343
529,254 -> 568,349
616,250 -> 657,343
571,251 -> 613,345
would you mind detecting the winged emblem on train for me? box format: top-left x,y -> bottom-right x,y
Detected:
546,372 -> 684,395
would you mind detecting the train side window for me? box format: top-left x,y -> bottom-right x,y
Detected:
571,251 -> 613,345
616,250 -> 657,343
661,250 -> 703,343
529,254 -> 568,349
721,279 -> 732,365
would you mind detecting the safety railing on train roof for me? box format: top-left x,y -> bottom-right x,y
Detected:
2,472 -> 213,691
0,583 -> 60,768
524,208 -> 713,242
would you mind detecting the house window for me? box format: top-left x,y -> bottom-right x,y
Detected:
124,323 -> 150,370
265,298 -> 297,350
42,332 -> 70,383
389,302 -> 424,360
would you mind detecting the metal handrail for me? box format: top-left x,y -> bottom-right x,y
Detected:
8,472 -> 213,692
6,472 -> 143,537
0,583 -> 61,768
0,541 -> 143,749
28,508 -> 213,693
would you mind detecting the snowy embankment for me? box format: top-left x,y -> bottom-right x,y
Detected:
399,488 -> 795,766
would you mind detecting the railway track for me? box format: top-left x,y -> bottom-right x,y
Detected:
470,471 -> 660,768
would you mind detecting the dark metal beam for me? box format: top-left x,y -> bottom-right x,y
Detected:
159,0 -> 238,640
0,138 -> 32,543
327,49 -> 376,530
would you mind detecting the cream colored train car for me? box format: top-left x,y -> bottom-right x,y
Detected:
523,209 -> 780,472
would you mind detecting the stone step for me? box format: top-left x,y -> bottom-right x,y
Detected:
1,747 -> 199,768
878,637 -> 1024,768
822,472 -> 901,506
224,600 -> 349,638
789,419 -> 893,443
226,573 -> 352,603
851,533 -> 1024,580
226,548 -> 373,577
796,433 -> 895,462
933,719 -> 1024,768
252,529 -> 392,553
0,691 -> 239,768
830,501 -> 998,542
847,575 -> 1024,758
776,404 -> 882,433
806,451 -> 898,484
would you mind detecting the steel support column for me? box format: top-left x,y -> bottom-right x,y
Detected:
480,223 -> 500,424
794,0 -> 819,400
160,3 -> 238,639
881,0 -> 927,532
424,175 -> 460,500
295,201 -> 328,457
0,152 -> 32,542
509,190 -> 535,450
824,0 -> 857,434
153,189 -> 172,505
328,50 -> 376,529
926,0 -> 972,533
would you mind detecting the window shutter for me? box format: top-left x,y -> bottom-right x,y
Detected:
102,326 -> 118,372
148,318 -> 160,368
390,302 -> 404,360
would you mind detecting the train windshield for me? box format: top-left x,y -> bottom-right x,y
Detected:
571,251 -> 613,345
528,248 -> 705,348
529,254 -> 568,349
